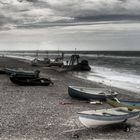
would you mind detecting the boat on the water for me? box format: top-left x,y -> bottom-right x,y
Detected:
68,86 -> 118,101
106,98 -> 140,110
4,68 -> 40,78
78,107 -> 140,128
10,75 -> 53,86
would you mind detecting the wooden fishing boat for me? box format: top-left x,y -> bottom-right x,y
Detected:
106,98 -> 140,110
68,86 -> 118,101
4,68 -> 40,78
10,75 -> 53,86
78,107 -> 140,128
71,60 -> 91,71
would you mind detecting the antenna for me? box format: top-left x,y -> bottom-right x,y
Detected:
75,48 -> 77,54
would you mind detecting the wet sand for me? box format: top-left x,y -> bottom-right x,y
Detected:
0,57 -> 140,140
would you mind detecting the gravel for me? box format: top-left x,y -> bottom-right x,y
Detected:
0,57 -> 139,140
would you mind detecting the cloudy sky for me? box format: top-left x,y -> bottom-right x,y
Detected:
0,0 -> 140,30
0,0 -> 140,50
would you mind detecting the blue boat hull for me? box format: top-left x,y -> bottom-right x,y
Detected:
68,86 -> 117,101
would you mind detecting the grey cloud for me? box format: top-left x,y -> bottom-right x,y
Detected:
47,0 -> 140,17
18,0 -> 38,2
1,0 -> 140,30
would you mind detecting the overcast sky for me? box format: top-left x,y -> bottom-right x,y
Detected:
0,0 -> 140,50
1,0 -> 140,30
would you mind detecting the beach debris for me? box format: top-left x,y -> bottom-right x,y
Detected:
90,100 -> 103,104
62,127 -> 86,134
47,123 -> 52,126
61,127 -> 87,139
124,125 -> 131,132
121,122 -> 131,132
72,133 -> 79,138
59,101 -> 72,105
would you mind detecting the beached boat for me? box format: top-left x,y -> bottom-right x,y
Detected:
10,75 -> 53,86
78,107 -> 140,128
67,55 -> 91,71
47,57 -> 64,67
0,69 -> 6,74
71,60 -> 91,71
48,61 -> 63,67
68,86 -> 118,100
31,57 -> 63,67
31,58 -> 51,67
4,68 -> 40,78
106,98 -> 140,110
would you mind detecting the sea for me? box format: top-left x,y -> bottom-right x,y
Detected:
74,54 -> 140,94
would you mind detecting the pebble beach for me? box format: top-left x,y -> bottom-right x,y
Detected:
0,56 -> 140,140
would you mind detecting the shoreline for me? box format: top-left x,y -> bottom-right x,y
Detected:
0,57 -> 140,139
4,54 -> 140,95
3,56 -> 139,99
73,73 -> 140,99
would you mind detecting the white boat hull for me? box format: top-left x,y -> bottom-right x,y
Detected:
79,116 -> 122,128
79,115 -> 138,128
78,107 -> 140,128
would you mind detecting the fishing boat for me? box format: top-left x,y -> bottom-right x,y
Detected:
78,107 -> 140,128
48,61 -> 63,67
10,75 -> 53,86
31,58 -> 38,66
4,68 -> 40,78
71,60 -> 91,71
31,57 -> 51,67
106,98 -> 140,110
68,86 -> 118,101
68,55 -> 91,71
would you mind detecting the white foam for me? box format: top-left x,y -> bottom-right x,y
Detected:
4,55 -> 35,62
74,65 -> 140,93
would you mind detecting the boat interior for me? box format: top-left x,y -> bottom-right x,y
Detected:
78,107 -> 136,116
73,86 -> 116,95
